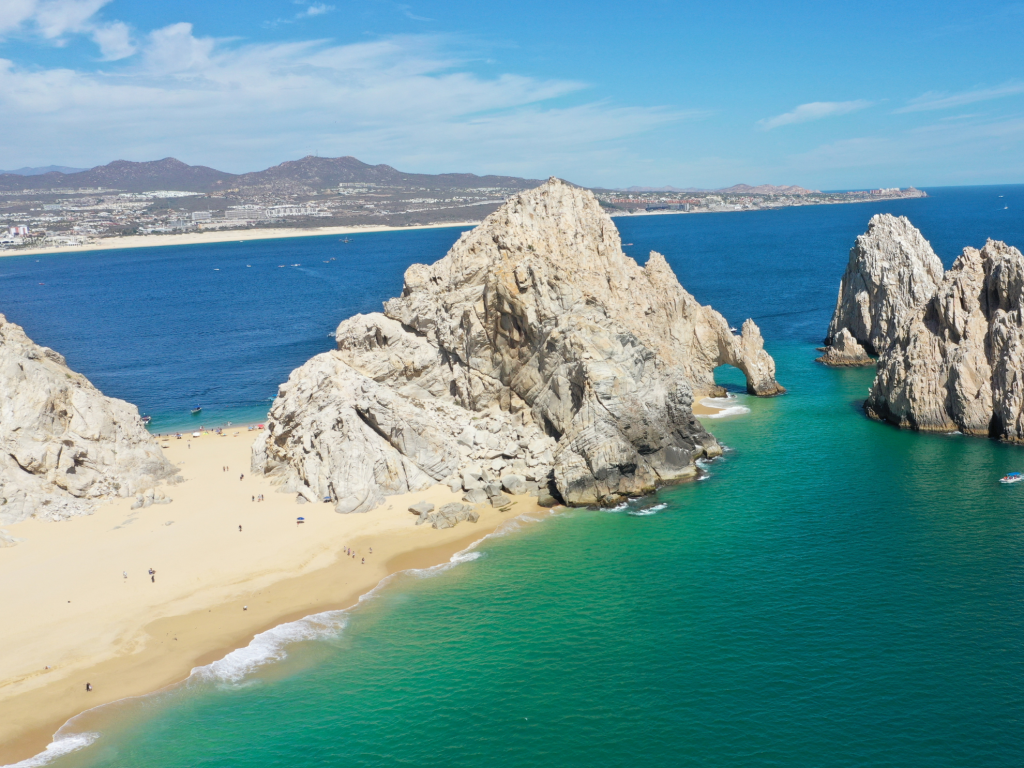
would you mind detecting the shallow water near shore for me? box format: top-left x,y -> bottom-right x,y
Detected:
3,186 -> 1024,766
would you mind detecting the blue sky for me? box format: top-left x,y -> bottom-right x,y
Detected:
1,0 -> 1023,189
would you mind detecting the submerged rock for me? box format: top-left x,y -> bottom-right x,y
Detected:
821,214 -> 943,364
866,240 -> 1024,440
253,179 -> 782,510
0,314 -> 178,524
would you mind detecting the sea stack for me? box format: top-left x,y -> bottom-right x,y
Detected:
820,214 -> 944,365
253,178 -> 783,509
0,314 -> 178,524
866,240 -> 1024,440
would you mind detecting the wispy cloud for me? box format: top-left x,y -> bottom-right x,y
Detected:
398,4 -> 433,22
0,27 -> 693,177
895,82 -> 1024,113
757,100 -> 872,131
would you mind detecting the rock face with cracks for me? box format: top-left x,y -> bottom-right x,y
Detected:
866,240 -> 1024,440
822,214 -> 944,364
253,178 -> 783,510
0,314 -> 178,524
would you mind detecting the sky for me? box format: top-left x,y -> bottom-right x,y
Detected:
1,0 -> 1023,189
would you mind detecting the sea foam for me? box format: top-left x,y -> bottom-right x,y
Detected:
698,394 -> 751,419
4,733 -> 99,768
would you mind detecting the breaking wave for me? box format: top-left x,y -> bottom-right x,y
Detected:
4,733 -> 99,768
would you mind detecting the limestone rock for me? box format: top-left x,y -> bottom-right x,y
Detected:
253,179 -> 782,510
501,474 -> 527,495
816,328 -> 873,367
462,488 -> 488,504
409,501 -> 434,516
866,240 -> 1024,440
0,314 -> 177,524
823,214 -> 943,362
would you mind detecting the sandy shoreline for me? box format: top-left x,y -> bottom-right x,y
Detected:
0,428 -> 544,765
0,222 -> 480,259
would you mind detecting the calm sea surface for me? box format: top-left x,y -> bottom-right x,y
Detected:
2,186 -> 1023,767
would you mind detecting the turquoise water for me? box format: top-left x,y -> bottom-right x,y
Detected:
4,187 -> 1024,766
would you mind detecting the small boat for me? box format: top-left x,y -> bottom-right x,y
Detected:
999,472 -> 1022,484
340,238 -> 351,243
140,415 -> 152,424
191,407 -> 202,415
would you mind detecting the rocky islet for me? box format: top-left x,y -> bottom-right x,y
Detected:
821,215 -> 1024,443
252,178 -> 783,511
819,213 -> 944,365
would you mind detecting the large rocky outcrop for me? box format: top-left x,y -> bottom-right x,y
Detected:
253,178 -> 783,509
0,315 -> 177,524
865,240 -> 1024,440
820,214 -> 944,365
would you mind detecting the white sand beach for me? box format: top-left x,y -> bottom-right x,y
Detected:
0,222 -> 481,259
0,427 -> 544,765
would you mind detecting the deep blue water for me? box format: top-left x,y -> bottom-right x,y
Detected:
2,186 -> 1024,767
1,185 -> 1021,431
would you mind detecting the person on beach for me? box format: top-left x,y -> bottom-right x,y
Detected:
239,525 -> 242,532
240,473 -> 244,481
123,571 -> 127,579
361,557 -> 365,565
86,683 -> 92,692
149,568 -> 156,582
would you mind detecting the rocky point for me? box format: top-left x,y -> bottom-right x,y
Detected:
252,178 -> 783,510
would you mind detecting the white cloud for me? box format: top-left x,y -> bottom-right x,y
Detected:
0,0 -> 137,60
895,82 -> 1024,113
301,4 -> 335,17
143,22 -> 215,73
757,100 -> 872,130
31,0 -> 109,38
91,20 -> 135,60
0,31 -> 693,179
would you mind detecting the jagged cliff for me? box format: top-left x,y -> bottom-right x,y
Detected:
0,314 -> 178,524
253,178 -> 783,510
820,214 -> 944,365
866,240 -> 1024,440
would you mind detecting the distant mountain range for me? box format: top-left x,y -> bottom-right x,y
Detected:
0,165 -> 87,176
622,184 -> 819,195
0,156 -> 545,194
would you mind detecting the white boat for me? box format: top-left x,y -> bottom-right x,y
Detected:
999,472 -> 1022,484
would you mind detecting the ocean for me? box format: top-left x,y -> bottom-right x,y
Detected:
2,186 -> 1023,767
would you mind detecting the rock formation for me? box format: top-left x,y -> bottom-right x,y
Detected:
866,240 -> 1024,440
253,178 -> 783,510
816,328 -> 872,367
0,314 -> 178,524
820,214 -> 944,364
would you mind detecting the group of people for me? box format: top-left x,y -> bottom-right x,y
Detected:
251,494 -> 264,502
343,546 -> 368,565
122,568 -> 157,583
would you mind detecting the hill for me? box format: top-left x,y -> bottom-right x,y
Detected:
0,155 -> 544,194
